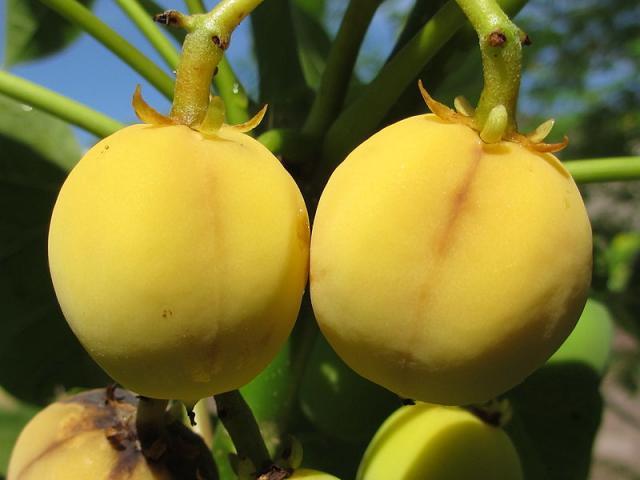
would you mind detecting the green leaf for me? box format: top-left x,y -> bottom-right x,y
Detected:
0,95 -> 109,405
0,390 -> 38,475
4,0 -> 95,67
506,363 -> 602,480
251,0 -> 312,128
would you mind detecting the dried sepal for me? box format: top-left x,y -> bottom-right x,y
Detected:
230,104 -> 268,133
196,96 -> 226,135
454,96 -> 475,117
417,80 -> 568,153
132,85 -> 174,125
418,80 -> 476,130
507,131 -> 569,153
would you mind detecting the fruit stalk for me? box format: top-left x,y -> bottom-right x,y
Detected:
454,0 -> 524,135
135,397 -> 169,458
169,0 -> 264,126
214,390 -> 274,474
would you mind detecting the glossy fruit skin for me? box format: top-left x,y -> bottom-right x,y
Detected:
311,114 -> 592,405
49,124 -> 309,401
7,390 -> 170,480
356,403 -> 523,480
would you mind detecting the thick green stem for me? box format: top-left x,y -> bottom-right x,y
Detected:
170,0 -> 263,126
38,0 -> 174,99
115,0 -> 181,70
214,390 -> 272,474
566,157 -> 640,184
454,0 -> 523,131
136,397 -> 169,459
0,71 -> 123,137
303,0 -> 382,138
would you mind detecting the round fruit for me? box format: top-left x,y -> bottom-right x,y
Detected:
310,114 -> 592,405
7,389 -> 170,480
49,124 -> 309,401
357,403 -> 523,480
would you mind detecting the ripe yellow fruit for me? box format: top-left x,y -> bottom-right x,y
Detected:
356,403 -> 523,480
7,390 -> 170,480
49,124 -> 309,401
310,114 -> 592,405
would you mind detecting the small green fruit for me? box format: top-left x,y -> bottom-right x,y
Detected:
357,403 -> 523,480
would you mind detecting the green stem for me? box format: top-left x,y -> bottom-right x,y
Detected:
214,390 -> 272,474
0,71 -> 123,137
192,399 -> 214,448
115,0 -> 181,70
302,0 -> 382,138
566,157 -> 640,184
38,0 -> 174,99
454,0 -> 523,132
184,0 -> 251,124
170,0 -> 263,126
215,58 -> 251,124
136,397 -> 169,459
258,128 -> 311,161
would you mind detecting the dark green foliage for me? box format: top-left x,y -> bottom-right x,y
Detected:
0,96 -> 108,406
4,0 -> 95,66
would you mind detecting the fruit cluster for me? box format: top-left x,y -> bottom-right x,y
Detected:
8,0 -> 596,478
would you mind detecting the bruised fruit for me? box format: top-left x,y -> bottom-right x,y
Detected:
7,388 -> 215,480
310,113 -> 592,405
356,403 -> 523,480
48,124 -> 309,401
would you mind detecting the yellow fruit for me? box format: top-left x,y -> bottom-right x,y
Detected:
7,390 -> 170,480
310,114 -> 591,405
49,124 -> 309,401
290,468 -> 341,479
356,403 -> 523,480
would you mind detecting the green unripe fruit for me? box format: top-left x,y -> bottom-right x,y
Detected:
547,298 -> 613,375
357,403 -> 523,480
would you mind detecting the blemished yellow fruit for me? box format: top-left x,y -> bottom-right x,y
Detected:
356,403 -> 523,480
310,114 -> 592,405
49,124 -> 309,401
7,390 -> 170,480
